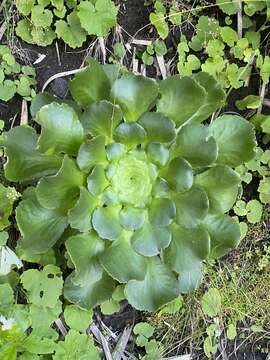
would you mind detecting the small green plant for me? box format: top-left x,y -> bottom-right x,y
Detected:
0,58 -> 256,313
0,45 -> 36,102
15,0 -> 118,47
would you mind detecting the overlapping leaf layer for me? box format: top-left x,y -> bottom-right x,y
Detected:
0,59 -> 256,311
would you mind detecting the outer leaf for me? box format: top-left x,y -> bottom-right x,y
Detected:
111,75 -> 159,122
125,257 -> 179,311
192,72 -> 226,122
165,157 -> 193,193
203,213 -> 241,258
174,186 -> 209,228
69,58 -> 111,107
1,126 -> 61,182
87,165 -> 109,196
131,221 -> 171,257
36,156 -> 84,211
68,187 -> 98,232
81,100 -> 122,138
164,225 -> 210,276
16,188 -> 68,254
119,206 -> 146,230
138,112 -> 176,143
77,0 -> 117,37
147,143 -> 169,167
100,232 -> 147,283
64,233 -> 114,308
36,103 -> 84,156
195,165 -> 240,213
157,76 -> 206,127
209,115 -> 256,167
174,123 -> 218,167
149,198 -> 176,226
64,305 -> 93,332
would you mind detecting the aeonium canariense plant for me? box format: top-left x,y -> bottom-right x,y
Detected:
0,59 -> 256,311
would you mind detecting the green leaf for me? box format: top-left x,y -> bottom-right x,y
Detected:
36,102 -> 84,156
22,334 -> 56,355
203,213 -> 241,258
174,186 -> 209,228
0,283 -> 14,314
258,178 -> 270,203
87,165 -> 109,196
0,246 -> 23,276
77,136 -> 107,173
119,206 -> 146,230
146,143 -> 169,167
131,221 -> 172,257
111,75 -> 159,122
133,322 -> 155,338
64,305 -> 93,332
64,233 -> 114,308
100,232 -> 147,282
209,115 -> 256,167
69,58 -> 111,107
150,12 -> 169,40
53,330 -> 100,360
114,122 -> 146,146
81,100 -> 122,138
164,225 -> 210,276
92,204 -> 122,240
100,299 -> 120,315
220,26 -> 238,46
0,80 -> 16,102
31,5 -> 53,27
68,187 -> 98,232
0,185 -> 20,230
165,157 -> 193,193
77,0 -> 117,37
30,92 -> 58,118
20,265 -> 63,308
30,302 -> 61,338
1,126 -> 62,181
235,95 -> 262,110
216,0 -> 239,15
246,199 -> 262,224
125,256 -> 179,311
138,112 -> 176,143
55,11 -> 87,49
149,198 -> 176,226
16,188 -> 68,254
174,123 -> 218,167
36,156 -> 84,211
195,165 -> 240,213
16,0 -> 35,15
201,287 -> 221,317
157,76 -> 206,127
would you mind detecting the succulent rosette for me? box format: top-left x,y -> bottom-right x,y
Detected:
0,59 -> 256,311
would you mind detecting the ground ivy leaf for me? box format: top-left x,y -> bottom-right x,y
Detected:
209,115 -> 256,167
16,188 -> 68,254
64,305 -> 93,332
22,333 -> 56,355
131,221 -> 172,257
157,75 -> 206,127
30,302 -> 61,339
36,156 -> 84,211
77,0 -> 117,37
0,79 -> 16,101
246,199 -> 262,224
201,287 -> 221,317
92,205 -> 122,240
125,256 -> 179,311
1,126 -> 61,182
77,136 -> 107,174
111,74 -> 159,122
68,187 -> 98,232
203,213 -> 241,258
174,186 -> 209,228
36,102 -> 84,156
81,100 -> 122,138
100,232 -> 147,282
53,330 -> 100,360
20,265 -> 63,308
174,123 -> 218,167
69,58 -> 111,107
55,11 -> 87,49
195,165 -> 240,213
